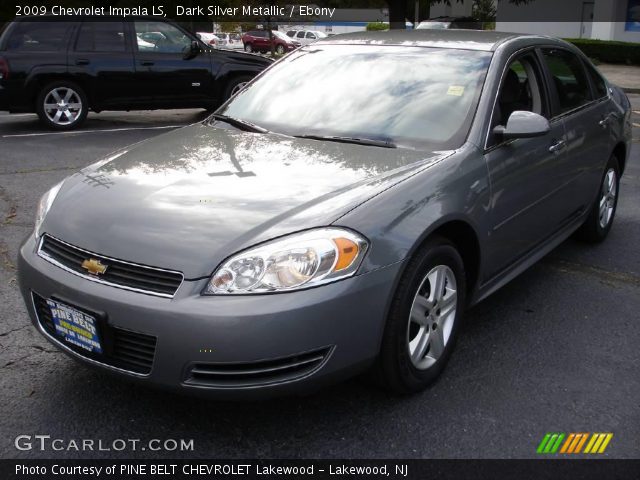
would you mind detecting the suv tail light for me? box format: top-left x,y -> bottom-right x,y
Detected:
0,57 -> 8,80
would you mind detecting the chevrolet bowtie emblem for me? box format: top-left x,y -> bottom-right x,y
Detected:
81,258 -> 108,276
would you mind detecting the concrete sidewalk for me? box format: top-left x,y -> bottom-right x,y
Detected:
597,64 -> 640,94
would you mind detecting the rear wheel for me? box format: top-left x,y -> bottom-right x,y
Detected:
36,81 -> 88,130
374,237 -> 466,393
244,43 -> 253,53
276,44 -> 285,55
576,155 -> 620,243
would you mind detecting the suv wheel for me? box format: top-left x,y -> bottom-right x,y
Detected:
244,43 -> 253,53
276,44 -> 285,55
37,81 -> 88,130
575,155 -> 620,242
374,237 -> 466,393
223,75 -> 253,102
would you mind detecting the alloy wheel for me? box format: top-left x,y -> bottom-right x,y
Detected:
43,87 -> 83,126
407,265 -> 457,370
599,168 -> 617,229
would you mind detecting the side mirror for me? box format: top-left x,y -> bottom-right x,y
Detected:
493,111 -> 550,140
184,40 -> 201,59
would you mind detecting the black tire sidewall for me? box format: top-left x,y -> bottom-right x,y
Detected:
36,81 -> 88,130
379,238 -> 466,393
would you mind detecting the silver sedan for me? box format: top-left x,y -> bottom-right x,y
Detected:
18,30 -> 632,398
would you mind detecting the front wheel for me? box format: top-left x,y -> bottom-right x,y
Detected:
276,44 -> 285,55
222,75 -> 252,102
36,81 -> 88,130
373,237 -> 466,394
244,43 -> 253,53
575,155 -> 620,243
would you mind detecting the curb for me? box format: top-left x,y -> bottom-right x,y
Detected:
622,87 -> 640,94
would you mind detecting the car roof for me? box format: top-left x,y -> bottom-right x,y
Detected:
316,29 -> 554,52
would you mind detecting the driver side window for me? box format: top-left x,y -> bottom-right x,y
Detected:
134,21 -> 191,54
488,54 -> 547,147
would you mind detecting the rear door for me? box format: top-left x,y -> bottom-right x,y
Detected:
540,48 -> 614,212
69,21 -> 136,109
132,20 -> 213,108
483,51 -> 572,277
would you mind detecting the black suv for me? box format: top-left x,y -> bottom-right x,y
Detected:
0,18 -> 272,129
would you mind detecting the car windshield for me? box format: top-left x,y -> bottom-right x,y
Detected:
219,45 -> 492,150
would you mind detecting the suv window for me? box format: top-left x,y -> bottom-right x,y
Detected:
134,21 -> 191,53
296,31 -> 305,38
584,61 -> 608,99
5,21 -> 72,51
286,31 -> 295,37
306,32 -> 316,39
542,48 -> 592,115
76,22 -> 126,52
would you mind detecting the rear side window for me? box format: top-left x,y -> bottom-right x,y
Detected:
5,21 -> 72,51
76,22 -> 126,52
584,61 -> 608,99
541,48 -> 592,115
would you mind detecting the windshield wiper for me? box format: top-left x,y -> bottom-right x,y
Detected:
294,134 -> 396,149
210,114 -> 268,133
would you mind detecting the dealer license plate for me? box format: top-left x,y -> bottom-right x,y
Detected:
47,299 -> 103,354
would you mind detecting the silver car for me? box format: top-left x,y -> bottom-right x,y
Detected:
18,30 -> 632,398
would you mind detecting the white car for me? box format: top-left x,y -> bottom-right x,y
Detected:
196,32 -> 224,47
214,33 -> 244,50
285,30 -> 327,45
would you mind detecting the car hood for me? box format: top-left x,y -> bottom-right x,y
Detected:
43,124 -> 448,279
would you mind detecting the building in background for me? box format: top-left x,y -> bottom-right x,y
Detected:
496,0 -> 640,42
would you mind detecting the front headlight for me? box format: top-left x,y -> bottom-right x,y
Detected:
34,181 -> 63,238
204,228 -> 368,295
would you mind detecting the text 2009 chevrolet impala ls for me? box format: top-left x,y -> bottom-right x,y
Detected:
18,30 -> 632,397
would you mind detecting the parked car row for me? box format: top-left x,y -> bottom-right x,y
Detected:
0,17 -> 272,129
196,32 -> 243,50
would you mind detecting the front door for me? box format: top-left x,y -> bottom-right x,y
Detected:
132,20 -> 213,108
483,52 -> 571,278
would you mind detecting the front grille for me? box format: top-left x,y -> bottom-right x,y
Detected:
39,235 -> 183,297
32,292 -> 157,374
184,347 -> 333,388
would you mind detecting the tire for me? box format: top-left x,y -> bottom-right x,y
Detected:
36,81 -> 88,130
373,237 -> 466,394
276,44 -> 285,55
244,43 -> 253,53
222,75 -> 253,102
575,155 -> 620,243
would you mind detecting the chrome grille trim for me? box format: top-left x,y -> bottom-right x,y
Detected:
37,234 -> 184,298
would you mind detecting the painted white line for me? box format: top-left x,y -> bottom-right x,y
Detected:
2,124 -> 183,138
633,123 -> 640,128
633,110 -> 640,115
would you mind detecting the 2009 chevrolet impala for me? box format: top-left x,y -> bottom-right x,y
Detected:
18,30 -> 632,397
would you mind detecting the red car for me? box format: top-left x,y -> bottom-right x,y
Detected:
241,30 -> 300,54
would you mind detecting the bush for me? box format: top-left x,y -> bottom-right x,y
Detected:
565,38 -> 640,65
366,22 -> 389,31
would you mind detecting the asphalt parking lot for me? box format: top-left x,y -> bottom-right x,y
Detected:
0,101 -> 639,460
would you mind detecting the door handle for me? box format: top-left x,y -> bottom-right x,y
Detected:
75,59 -> 90,66
598,114 -> 614,128
140,61 -> 154,66
548,140 -> 566,153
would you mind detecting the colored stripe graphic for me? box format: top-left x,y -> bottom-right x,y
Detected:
539,433 -> 613,454
585,433 -> 614,454
537,433 -> 565,454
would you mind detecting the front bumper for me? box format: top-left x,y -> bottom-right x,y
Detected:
18,234 -> 401,399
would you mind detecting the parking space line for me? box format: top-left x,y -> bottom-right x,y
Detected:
1,125 -> 184,138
